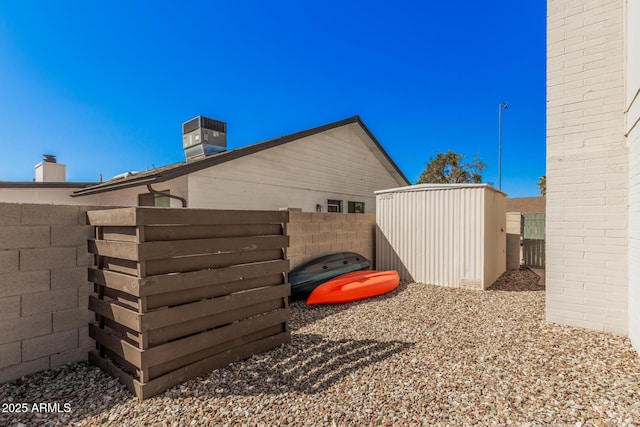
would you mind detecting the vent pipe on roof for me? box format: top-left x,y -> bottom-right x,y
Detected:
35,154 -> 66,182
182,116 -> 227,161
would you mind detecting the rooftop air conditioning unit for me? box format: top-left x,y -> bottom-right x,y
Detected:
182,116 -> 227,161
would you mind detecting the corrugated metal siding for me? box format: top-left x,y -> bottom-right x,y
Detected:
376,187 -> 489,288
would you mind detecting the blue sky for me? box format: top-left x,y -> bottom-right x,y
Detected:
0,1 -> 545,197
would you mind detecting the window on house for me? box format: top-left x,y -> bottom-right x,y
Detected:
327,199 -> 343,213
138,191 -> 171,207
348,201 -> 365,214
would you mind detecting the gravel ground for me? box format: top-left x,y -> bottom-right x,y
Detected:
1,269 -> 639,426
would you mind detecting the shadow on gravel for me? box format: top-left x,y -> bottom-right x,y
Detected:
289,281 -> 410,330
487,268 -> 545,292
181,333 -> 415,397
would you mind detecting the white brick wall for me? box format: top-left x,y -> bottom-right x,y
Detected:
629,127 -> 640,348
546,0 -> 628,334
627,0 -> 640,352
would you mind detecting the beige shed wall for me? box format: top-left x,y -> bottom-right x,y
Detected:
546,0 -> 628,334
484,190 -> 507,286
187,123 -> 404,213
376,185 -> 505,290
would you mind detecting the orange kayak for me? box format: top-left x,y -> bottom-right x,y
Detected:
306,270 -> 400,305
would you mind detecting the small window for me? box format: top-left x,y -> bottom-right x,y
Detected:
348,201 -> 365,214
139,191 -> 171,207
327,199 -> 343,213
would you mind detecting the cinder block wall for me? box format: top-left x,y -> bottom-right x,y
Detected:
546,0 -> 628,334
287,210 -> 376,270
0,203 -> 96,383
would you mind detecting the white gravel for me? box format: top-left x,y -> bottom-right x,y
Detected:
1,269 -> 639,426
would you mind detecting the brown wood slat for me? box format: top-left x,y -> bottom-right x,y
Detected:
102,226 -> 138,242
148,323 -> 285,380
102,317 -> 140,346
91,260 -> 288,300
89,268 -> 141,296
144,248 -> 284,276
89,296 -> 142,332
90,240 -> 139,261
140,259 -> 288,296
99,286 -> 139,308
137,208 -> 289,226
147,298 -> 286,347
139,332 -> 290,400
87,208 -> 138,226
104,257 -> 139,277
144,224 -> 283,241
138,235 -> 289,261
89,323 -> 143,367
141,284 -> 290,332
89,350 -> 143,399
101,346 -> 141,379
92,236 -> 288,262
145,274 -> 284,310
143,309 -> 288,368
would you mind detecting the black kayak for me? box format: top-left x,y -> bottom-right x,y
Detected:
289,252 -> 371,300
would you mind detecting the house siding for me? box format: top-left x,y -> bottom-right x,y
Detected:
187,122 -> 404,212
546,0 -> 628,334
93,176 -> 189,208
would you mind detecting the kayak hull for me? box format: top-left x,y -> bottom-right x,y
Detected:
289,252 -> 370,300
306,270 -> 400,305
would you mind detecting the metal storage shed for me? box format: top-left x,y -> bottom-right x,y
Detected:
375,184 -> 507,290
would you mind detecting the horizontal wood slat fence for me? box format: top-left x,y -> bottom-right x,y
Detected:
87,207 -> 290,399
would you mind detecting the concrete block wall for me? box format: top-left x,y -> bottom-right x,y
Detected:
287,210 -> 376,270
0,203 -> 96,383
546,0 -> 628,334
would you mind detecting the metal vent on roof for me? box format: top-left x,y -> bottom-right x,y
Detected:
182,117 -> 200,134
43,154 -> 57,163
182,116 -> 227,161
182,117 -> 226,135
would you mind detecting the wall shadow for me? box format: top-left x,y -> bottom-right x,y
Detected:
179,333 -> 415,397
375,225 -> 415,283
289,281 -> 410,331
487,267 -> 544,292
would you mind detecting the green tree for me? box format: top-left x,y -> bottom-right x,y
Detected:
417,150 -> 485,184
538,175 -> 546,196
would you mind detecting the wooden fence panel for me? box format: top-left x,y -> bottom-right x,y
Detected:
87,207 -> 290,399
523,239 -> 545,268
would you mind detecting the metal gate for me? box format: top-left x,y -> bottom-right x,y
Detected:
523,213 -> 545,268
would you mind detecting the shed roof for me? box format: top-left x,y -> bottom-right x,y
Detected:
375,183 -> 506,196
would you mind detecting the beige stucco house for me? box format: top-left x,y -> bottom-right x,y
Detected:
1,116 -> 409,212
547,0 -> 639,353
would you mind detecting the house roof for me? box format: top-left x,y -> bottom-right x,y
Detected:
72,115 -> 409,197
506,197 -> 546,213
0,182 -> 97,189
